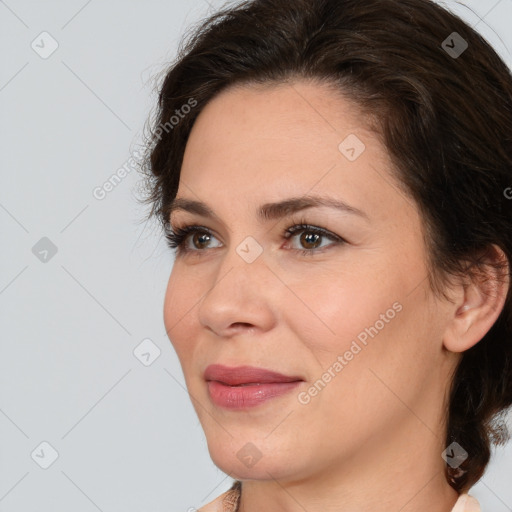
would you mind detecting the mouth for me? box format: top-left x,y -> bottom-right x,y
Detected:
204,364 -> 304,409
204,364 -> 303,386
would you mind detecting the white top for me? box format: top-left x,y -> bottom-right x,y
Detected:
451,494 -> 481,512
197,490 -> 481,512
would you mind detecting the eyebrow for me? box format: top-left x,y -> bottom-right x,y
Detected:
167,194 -> 370,223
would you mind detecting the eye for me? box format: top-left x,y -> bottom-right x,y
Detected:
165,225 -> 221,255
283,223 -> 345,256
165,221 -> 346,257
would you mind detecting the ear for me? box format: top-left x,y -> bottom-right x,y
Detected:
443,244 -> 510,353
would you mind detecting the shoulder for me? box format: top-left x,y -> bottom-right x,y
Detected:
197,489 -> 237,512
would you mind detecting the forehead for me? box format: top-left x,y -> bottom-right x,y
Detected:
177,80 -> 407,225
184,79 -> 368,156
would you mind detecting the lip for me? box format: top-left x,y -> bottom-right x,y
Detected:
204,364 -> 302,385
204,364 -> 303,409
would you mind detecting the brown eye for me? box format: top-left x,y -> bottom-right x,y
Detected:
192,232 -> 212,249
165,225 -> 221,255
284,223 -> 346,255
299,232 -> 322,249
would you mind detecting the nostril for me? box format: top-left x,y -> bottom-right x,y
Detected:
232,322 -> 252,328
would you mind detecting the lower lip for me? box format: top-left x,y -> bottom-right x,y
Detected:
207,380 -> 302,409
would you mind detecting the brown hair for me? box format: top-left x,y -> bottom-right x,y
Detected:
138,0 -> 512,493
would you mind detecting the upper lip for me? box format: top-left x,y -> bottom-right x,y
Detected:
204,364 -> 303,386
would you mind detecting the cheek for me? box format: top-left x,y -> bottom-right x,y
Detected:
163,268 -> 198,360
283,250 -> 431,400
280,258 -> 405,361
299,274 -> 434,415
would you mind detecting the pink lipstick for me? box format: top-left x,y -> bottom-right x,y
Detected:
204,364 -> 303,409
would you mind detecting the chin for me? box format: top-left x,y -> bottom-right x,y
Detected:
206,436 -> 303,482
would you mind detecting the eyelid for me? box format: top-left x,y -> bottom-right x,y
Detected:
284,222 -> 343,240
169,214 -> 342,240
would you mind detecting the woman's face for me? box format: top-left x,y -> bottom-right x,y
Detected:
163,80 -> 458,484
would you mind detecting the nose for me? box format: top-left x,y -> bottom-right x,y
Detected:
197,245 -> 277,338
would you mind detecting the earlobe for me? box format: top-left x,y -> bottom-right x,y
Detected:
443,244 -> 510,354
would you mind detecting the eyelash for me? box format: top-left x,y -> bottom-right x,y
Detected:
164,218 -> 346,257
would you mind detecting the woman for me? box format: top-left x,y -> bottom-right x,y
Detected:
138,0 -> 512,510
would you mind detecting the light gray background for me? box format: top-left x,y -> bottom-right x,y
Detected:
1,1 -> 511,510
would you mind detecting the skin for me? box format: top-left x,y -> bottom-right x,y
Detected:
163,79 -> 509,512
